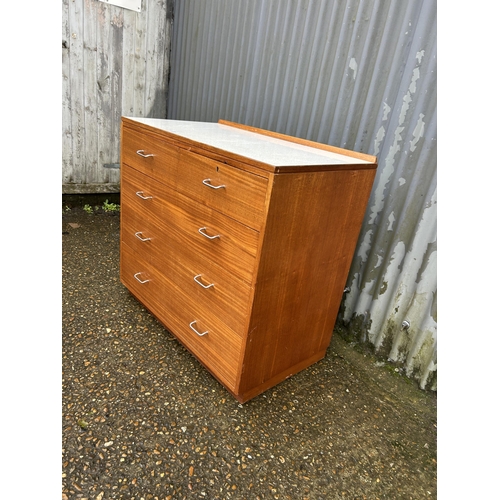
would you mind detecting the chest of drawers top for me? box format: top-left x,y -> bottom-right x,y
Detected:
122,117 -> 376,174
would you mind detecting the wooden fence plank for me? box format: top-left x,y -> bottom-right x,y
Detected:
62,0 -> 171,193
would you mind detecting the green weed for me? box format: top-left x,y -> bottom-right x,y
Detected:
102,199 -> 120,212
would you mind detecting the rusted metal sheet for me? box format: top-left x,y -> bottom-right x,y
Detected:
62,0 -> 173,193
167,0 -> 437,389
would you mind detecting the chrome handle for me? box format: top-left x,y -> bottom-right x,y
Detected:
189,320 -> 208,337
134,272 -> 150,284
202,178 -> 226,190
136,149 -> 154,158
193,274 -> 215,289
198,227 -> 220,240
136,191 -> 153,200
134,231 -> 151,242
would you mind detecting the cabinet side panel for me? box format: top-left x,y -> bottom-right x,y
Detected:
238,168 -> 376,396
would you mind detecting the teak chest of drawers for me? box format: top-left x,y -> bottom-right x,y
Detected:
120,117 -> 377,403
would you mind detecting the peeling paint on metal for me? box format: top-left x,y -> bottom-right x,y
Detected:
373,126 -> 385,156
387,212 -> 396,231
348,240 -> 406,344
382,102 -> 391,121
368,124 -> 402,224
349,57 -> 358,79
410,113 -> 425,152
409,67 -> 420,94
356,229 -> 373,263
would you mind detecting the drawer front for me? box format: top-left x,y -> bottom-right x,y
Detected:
121,164 -> 260,285
121,206 -> 253,337
120,243 -> 242,390
122,126 -> 179,183
176,149 -> 269,230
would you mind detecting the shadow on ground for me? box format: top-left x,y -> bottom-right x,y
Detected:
62,204 -> 437,500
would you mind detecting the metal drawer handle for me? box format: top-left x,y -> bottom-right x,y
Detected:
134,231 -> 151,242
189,320 -> 208,337
198,227 -> 220,240
194,274 -> 215,289
202,178 -> 226,190
134,272 -> 150,284
136,150 -> 154,158
135,191 -> 153,200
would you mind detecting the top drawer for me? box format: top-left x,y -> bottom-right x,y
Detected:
175,149 -> 269,230
122,123 -> 270,230
122,126 -> 179,181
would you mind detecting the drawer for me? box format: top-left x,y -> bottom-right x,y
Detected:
121,207 -> 253,337
122,126 -> 179,183
176,149 -> 269,230
121,164 -> 260,284
120,243 -> 242,390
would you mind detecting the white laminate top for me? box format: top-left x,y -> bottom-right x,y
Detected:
125,117 -> 372,166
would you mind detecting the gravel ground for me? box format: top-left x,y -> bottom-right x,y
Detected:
62,203 -> 437,500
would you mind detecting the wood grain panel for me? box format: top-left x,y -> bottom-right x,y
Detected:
122,126 -> 179,182
176,149 -> 269,230
96,2 -> 123,186
237,168 -> 377,397
121,164 -> 260,284
64,0 -> 85,185
121,206 -> 253,337
120,243 -> 242,391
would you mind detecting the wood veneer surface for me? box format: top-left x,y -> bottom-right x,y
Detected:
236,168 -> 376,399
121,165 -> 260,284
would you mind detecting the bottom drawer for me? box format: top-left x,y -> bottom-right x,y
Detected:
120,242 -> 243,391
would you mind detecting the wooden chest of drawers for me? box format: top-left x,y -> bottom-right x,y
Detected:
120,117 -> 377,402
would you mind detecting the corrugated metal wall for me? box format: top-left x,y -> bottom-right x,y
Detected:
62,0 -> 173,193
167,0 -> 437,390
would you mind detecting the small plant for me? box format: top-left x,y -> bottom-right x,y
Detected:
102,199 -> 120,212
63,205 -> 71,213
77,418 -> 89,430
83,204 -> 93,214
